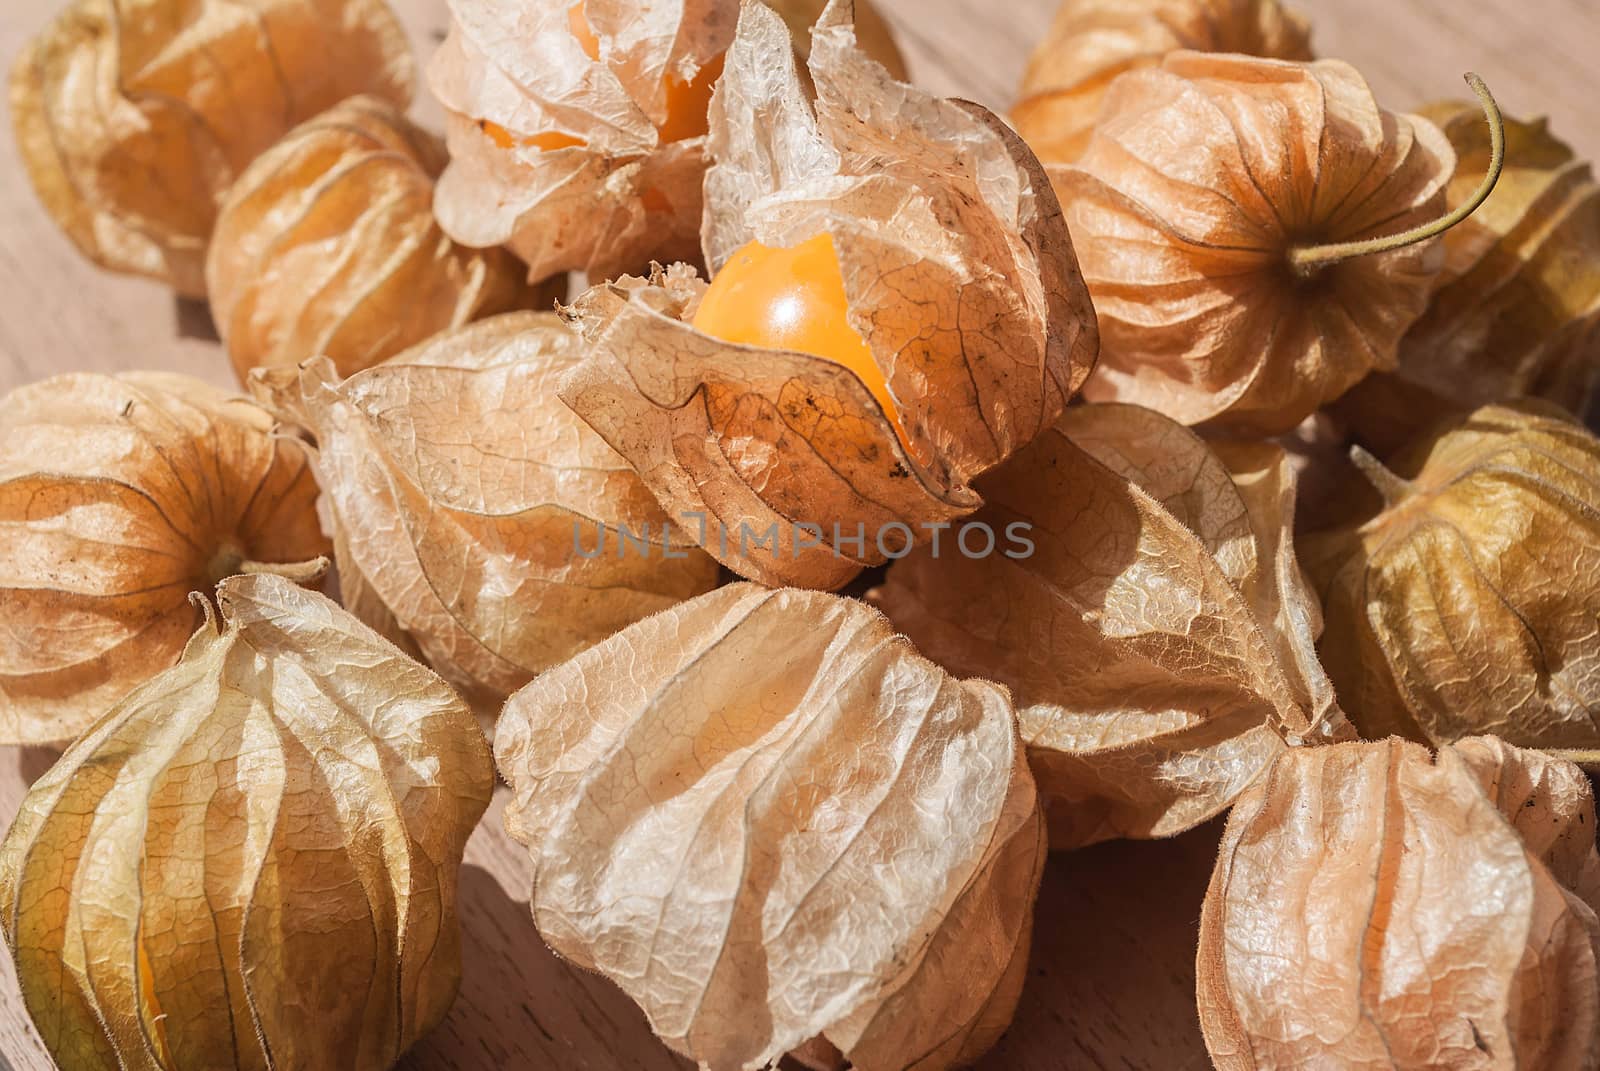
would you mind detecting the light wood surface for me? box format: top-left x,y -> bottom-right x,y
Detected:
1,1 -> 1597,1068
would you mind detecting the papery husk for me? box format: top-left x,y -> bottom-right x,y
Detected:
10,0 -> 414,297
0,372 -> 329,746
562,0 -> 1098,589
1012,0 -> 1313,164
208,96 -> 534,385
873,402 -> 1347,850
252,312 -> 720,709
1056,52 -> 1455,435
1198,736 -> 1600,1070
1305,401 -> 1600,760
0,573 -> 494,1071
495,582 -> 1046,1071
1397,102 -> 1600,417
427,0 -> 905,285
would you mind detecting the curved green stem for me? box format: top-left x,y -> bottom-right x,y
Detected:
1290,73 -> 1505,274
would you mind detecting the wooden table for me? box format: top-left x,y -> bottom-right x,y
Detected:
1,0 -> 1596,1067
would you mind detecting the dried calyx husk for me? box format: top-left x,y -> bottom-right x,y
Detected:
562,0 -> 1098,589
0,574 -> 495,1071
1013,0 -> 1313,164
1306,401 -> 1600,762
427,0 -> 905,285
1056,53 -> 1505,435
495,583 -> 1045,1071
873,402 -> 1347,849
1397,101 -> 1600,418
0,372 -> 329,746
11,0 -> 414,297
252,312 -> 720,710
1199,736 -> 1600,1069
208,95 -> 535,385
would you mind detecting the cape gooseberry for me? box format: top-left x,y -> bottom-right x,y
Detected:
692,232 -> 903,438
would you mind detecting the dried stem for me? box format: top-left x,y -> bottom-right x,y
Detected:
1349,445 -> 1414,508
207,542 -> 328,586
1290,73 -> 1505,274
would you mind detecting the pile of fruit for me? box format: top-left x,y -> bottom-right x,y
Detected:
3,0 -> 1599,1067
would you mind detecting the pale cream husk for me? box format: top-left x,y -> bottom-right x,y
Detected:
253,312 -> 721,709
10,0 -> 415,296
1199,737 -> 1600,1069
0,574 -> 494,1070
873,402 -> 1347,849
495,583 -> 1046,1071
207,95 -> 532,384
0,372 -> 329,746
426,0 -> 905,285
562,0 -> 1098,589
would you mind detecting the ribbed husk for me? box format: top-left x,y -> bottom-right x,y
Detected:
495,583 -> 1045,1070
1199,736 -> 1600,1070
426,0 -> 905,285
873,402 -> 1348,849
252,312 -> 721,710
1013,0 -> 1313,164
0,372 -> 329,746
1306,401 -> 1600,761
1056,52 -> 1454,435
0,574 -> 494,1071
208,95 -> 534,385
1397,103 -> 1600,418
560,0 -> 1098,589
10,0 -> 415,296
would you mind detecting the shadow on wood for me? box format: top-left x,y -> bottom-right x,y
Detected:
399,863 -> 690,1071
975,821 -> 1219,1070
173,295 -> 219,343
14,747 -> 59,789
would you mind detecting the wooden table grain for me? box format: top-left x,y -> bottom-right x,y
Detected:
1,1 -> 1597,1068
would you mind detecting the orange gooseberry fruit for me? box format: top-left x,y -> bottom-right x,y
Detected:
479,3 -> 722,153
566,0 -> 601,60
693,234 -> 903,439
657,52 -> 725,143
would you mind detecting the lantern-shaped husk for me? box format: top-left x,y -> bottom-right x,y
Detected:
0,574 -> 495,1070
1056,52 -> 1455,434
1199,736 -> 1600,1069
0,372 -> 329,745
1306,401 -> 1600,759
1398,102 -> 1600,418
874,402 -> 1348,849
1012,0 -> 1313,164
426,0 -> 906,285
495,583 -> 1046,1070
10,0 -> 415,295
208,95 -> 535,385
253,312 -> 721,709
